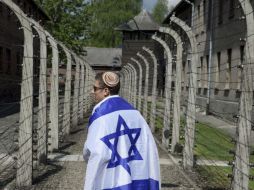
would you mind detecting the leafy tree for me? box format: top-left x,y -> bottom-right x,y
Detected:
87,0 -> 142,47
34,0 -> 91,55
152,0 -> 169,23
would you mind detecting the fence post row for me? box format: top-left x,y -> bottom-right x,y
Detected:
161,27 -> 183,153
0,1 -> 95,187
142,47 -> 157,133
127,64 -> 138,108
130,58 -> 143,112
137,52 -> 149,121
151,35 -> 173,149
231,0 -> 254,189
170,16 -> 198,169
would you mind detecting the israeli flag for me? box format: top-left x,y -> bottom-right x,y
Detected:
83,95 -> 160,190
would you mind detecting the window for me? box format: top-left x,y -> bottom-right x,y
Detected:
237,45 -> 245,89
6,48 -> 11,74
0,4 -> 3,16
200,56 -> 203,87
203,0 -> 206,24
0,47 -> 3,71
16,52 -> 22,76
229,0 -> 235,18
207,0 -> 212,30
216,52 -> 221,85
226,49 -> 232,88
218,0 -> 223,24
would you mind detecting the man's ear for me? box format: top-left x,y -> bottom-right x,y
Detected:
104,88 -> 110,96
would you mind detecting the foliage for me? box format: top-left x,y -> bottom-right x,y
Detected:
152,0 -> 169,23
87,0 -> 141,47
34,0 -> 91,55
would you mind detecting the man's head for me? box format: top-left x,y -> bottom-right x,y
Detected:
93,71 -> 120,103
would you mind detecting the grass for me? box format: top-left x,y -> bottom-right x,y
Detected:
154,112 -> 254,189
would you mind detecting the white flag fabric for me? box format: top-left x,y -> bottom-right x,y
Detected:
83,95 -> 160,190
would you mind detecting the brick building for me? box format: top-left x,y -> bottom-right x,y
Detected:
0,0 -> 49,103
163,0 -> 254,121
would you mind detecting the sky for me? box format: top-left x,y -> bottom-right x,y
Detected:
143,0 -> 180,12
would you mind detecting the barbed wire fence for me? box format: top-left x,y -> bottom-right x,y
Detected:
0,0 -> 95,189
120,0 -> 254,189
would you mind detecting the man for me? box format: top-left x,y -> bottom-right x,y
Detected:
83,71 -> 160,190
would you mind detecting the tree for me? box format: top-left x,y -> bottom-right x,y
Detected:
87,0 -> 142,47
35,0 -> 91,55
152,0 -> 169,23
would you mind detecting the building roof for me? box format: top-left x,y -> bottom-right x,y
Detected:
115,9 -> 159,31
85,47 -> 122,68
162,0 -> 193,24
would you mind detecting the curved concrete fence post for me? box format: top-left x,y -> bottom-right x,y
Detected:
127,64 -> 137,108
122,71 -> 128,100
126,65 -> 136,106
29,18 -> 48,165
122,68 -> 131,102
170,16 -> 198,168
2,0 -> 34,186
160,27 -> 183,153
231,1 -> 254,189
56,43 -> 72,136
72,56 -> 80,128
84,63 -> 89,112
46,33 -> 59,152
131,58 -> 143,112
137,52 -> 149,121
142,47 -> 157,133
123,68 -> 131,102
79,61 -> 85,124
152,35 -> 173,149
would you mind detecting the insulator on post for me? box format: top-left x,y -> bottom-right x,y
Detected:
250,175 -> 254,181
233,115 -> 239,119
228,161 -> 234,166
229,150 -> 235,155
227,174 -> 233,178
251,125 -> 254,131
250,163 -> 254,168
237,64 -> 244,69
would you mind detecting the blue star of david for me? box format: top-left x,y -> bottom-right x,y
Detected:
100,115 -> 143,175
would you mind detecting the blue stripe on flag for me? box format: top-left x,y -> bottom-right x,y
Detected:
88,97 -> 135,127
103,178 -> 159,190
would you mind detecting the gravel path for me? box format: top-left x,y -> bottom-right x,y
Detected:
29,120 -> 198,190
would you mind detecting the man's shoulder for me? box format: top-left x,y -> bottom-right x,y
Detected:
89,96 -> 135,127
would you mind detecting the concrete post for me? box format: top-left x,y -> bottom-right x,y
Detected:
79,61 -> 85,124
142,47 -> 157,133
30,19 -> 47,164
170,16 -> 198,168
152,35 -> 173,149
2,0 -> 35,186
137,52 -> 149,121
46,33 -> 59,152
160,27 -> 183,153
72,57 -> 80,127
60,46 -> 72,136
231,1 -> 254,189
127,64 -> 137,108
131,58 -> 143,112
